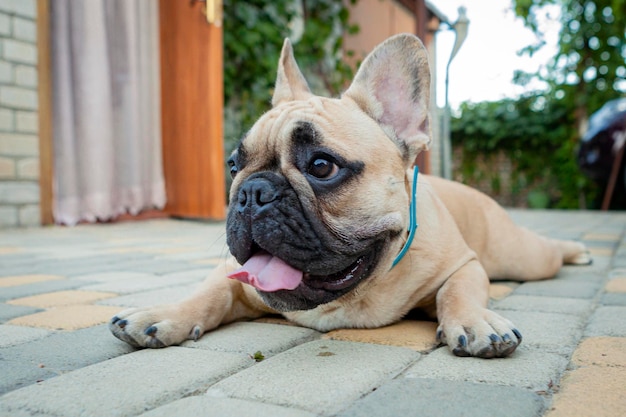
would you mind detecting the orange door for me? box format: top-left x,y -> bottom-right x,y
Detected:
159,0 -> 226,220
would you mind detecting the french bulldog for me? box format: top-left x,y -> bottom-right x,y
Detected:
110,34 -> 591,358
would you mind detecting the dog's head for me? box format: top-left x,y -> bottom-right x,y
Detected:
226,34 -> 431,312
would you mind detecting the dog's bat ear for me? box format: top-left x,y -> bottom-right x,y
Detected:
272,39 -> 313,107
343,34 -> 431,163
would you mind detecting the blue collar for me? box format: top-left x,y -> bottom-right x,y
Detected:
390,166 -> 419,269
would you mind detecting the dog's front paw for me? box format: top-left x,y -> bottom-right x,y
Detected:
436,309 -> 521,358
109,305 -> 204,349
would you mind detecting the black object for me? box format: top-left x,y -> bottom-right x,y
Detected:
578,98 -> 626,209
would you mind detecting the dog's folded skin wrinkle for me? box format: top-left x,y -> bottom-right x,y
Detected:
109,34 -> 592,359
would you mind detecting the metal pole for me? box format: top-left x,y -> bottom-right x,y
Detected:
441,7 -> 468,180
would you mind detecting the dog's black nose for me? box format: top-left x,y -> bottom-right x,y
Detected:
237,177 -> 280,212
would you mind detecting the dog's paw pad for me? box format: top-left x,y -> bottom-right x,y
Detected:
437,310 -> 522,358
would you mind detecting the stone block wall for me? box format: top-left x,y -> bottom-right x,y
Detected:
0,0 -> 39,227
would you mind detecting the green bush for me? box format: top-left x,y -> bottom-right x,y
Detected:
451,95 -> 598,208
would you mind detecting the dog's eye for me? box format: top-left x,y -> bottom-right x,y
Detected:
308,158 -> 339,179
227,160 -> 238,179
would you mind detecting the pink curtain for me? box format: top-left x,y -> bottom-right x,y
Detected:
50,0 -> 165,225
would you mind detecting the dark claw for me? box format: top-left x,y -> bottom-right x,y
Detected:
452,334 -> 470,357
117,319 -> 128,329
436,329 -> 443,341
452,346 -> 471,357
145,326 -> 158,337
111,316 -> 120,325
512,328 -> 523,342
489,333 -> 501,343
193,327 -> 201,341
502,333 -> 511,343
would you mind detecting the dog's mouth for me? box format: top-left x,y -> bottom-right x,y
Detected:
303,251 -> 376,291
227,244 -> 383,311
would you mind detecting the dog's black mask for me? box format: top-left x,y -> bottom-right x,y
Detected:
226,171 -> 392,312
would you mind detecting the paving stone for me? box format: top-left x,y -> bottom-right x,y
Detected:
182,321 -> 320,358
609,268 -> 626,279
546,367 -> 626,417
193,258 -> 223,266
584,306 -> 626,337
139,396 -> 317,417
0,324 -> 135,395
0,246 -> 20,254
2,256 -> 159,278
404,347 -> 568,391
7,290 -> 118,308
0,254 -> 47,269
581,232 -> 621,242
572,337 -> 626,367
0,348 -> 250,417
488,283 -> 516,300
513,279 -> 601,299
491,295 -> 592,316
0,303 -> 41,322
117,260 -> 210,275
207,340 -> 420,416
599,293 -> 626,306
494,310 -> 585,355
612,256 -> 626,268
556,261 -> 611,279
97,283 -> 199,308
7,304 -> 122,330
605,277 -> 626,292
0,324 -> 50,347
0,279 -> 95,302
42,262 -> 157,278
80,271 -> 205,294
323,320 -> 438,352
587,247 -> 614,257
155,251 -> 220,262
0,274 -> 64,288
71,271 -> 157,282
337,378 -> 546,417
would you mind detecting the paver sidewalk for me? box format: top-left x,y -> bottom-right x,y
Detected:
1,210 -> 625,417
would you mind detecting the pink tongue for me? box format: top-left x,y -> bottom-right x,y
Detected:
227,253 -> 303,292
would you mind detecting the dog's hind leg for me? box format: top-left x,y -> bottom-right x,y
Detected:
428,175 -> 591,282
480,224 -> 591,281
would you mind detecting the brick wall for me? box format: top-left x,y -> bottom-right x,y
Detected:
0,0 -> 39,227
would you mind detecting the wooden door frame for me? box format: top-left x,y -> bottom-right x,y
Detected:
159,0 -> 226,220
37,0 -> 54,225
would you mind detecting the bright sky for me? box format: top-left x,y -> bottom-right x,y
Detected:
434,0 -> 561,109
